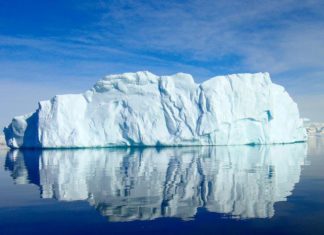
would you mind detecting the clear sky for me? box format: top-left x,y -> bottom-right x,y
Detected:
0,0 -> 323,128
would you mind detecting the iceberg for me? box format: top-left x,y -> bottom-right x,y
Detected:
4,71 -> 306,148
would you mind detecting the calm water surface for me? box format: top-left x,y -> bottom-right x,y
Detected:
0,137 -> 324,235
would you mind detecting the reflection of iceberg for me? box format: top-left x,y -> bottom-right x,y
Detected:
5,144 -> 307,221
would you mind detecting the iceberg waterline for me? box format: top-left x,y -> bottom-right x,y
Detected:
4,71 -> 307,148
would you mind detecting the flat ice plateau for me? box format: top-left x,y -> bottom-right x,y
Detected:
4,71 -> 306,148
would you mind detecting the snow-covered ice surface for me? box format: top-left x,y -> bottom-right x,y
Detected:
6,143 -> 307,220
4,71 -> 306,148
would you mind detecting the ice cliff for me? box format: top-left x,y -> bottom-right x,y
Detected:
4,71 -> 306,148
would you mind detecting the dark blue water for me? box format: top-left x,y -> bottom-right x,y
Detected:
1,137 -> 324,235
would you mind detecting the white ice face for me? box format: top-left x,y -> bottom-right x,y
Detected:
6,143 -> 307,220
4,71 -> 306,148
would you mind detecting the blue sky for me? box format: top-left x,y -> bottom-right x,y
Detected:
0,0 -> 324,128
